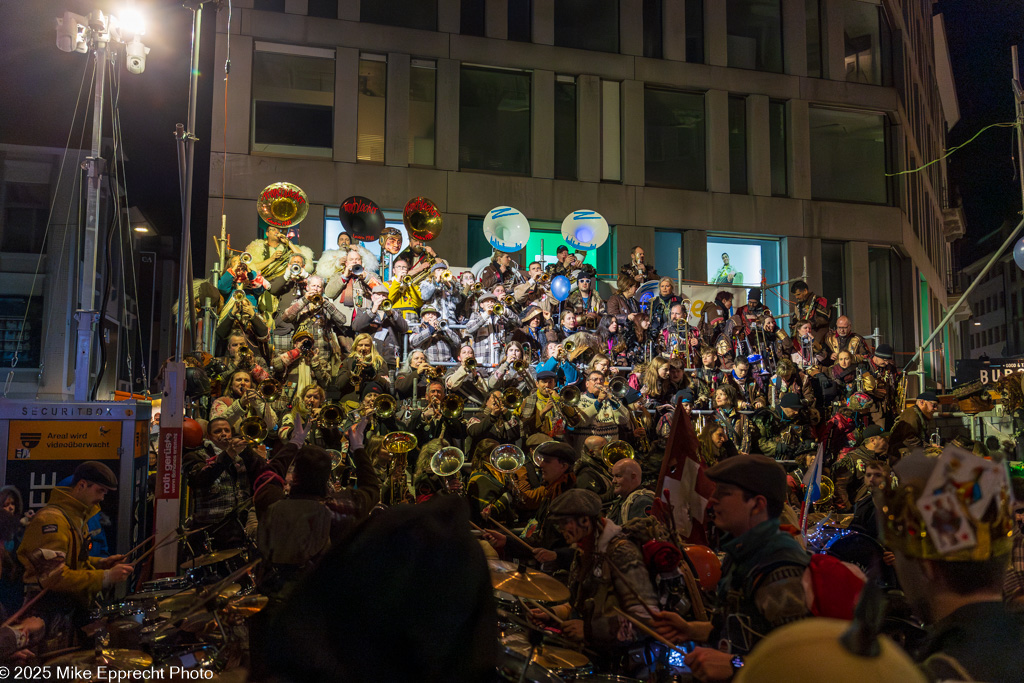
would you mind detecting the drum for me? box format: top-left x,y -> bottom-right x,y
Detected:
805,524 -> 845,552
181,548 -> 248,586
823,530 -> 884,574
137,577 -> 191,594
496,646 -> 566,683
89,601 -> 146,622
500,632 -> 592,681
158,645 -> 221,672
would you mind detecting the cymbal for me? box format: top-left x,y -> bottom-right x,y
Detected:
158,583 -> 241,613
488,559 -> 519,573
46,648 -> 153,670
502,633 -> 589,670
181,548 -> 244,569
490,565 -> 569,603
179,611 -> 218,635
223,594 -> 269,617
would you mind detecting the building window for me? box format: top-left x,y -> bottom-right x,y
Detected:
654,231 -> 682,281
307,0 -> 338,19
357,54 -> 387,163
602,80 -> 621,182
254,0 -> 285,11
727,0 -> 783,73
686,0 -> 704,63
644,88 -> 705,191
708,235 -> 783,315
409,59 -> 436,167
1,181 -> 50,253
806,0 -> 822,77
728,96 -> 747,194
643,0 -> 663,59
554,0 -> 619,53
821,241 -> 846,309
508,0 -> 533,42
841,0 -> 883,85
0,297 -> 42,368
461,0 -> 485,35
251,46 -> 335,158
809,107 -> 888,204
555,76 -> 578,180
769,100 -> 788,196
360,0 -> 437,31
460,65 -> 532,175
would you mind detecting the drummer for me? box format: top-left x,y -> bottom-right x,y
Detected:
528,489 -> 658,674
17,462 -> 133,646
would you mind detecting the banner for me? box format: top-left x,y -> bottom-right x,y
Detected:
953,356 -> 1024,386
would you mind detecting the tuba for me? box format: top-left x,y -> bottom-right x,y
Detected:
257,182 -> 309,228
403,197 -> 443,242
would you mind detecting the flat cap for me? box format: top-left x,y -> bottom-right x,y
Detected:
371,284 -> 389,295
535,441 -> 577,466
548,489 -> 602,518
73,461 -> 118,490
478,291 -> 497,303
536,370 -> 557,381
526,433 -> 554,448
858,424 -> 888,444
705,454 -> 786,506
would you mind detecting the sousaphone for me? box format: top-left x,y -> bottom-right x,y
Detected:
257,182 -> 309,228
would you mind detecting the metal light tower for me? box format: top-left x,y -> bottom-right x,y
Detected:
55,9 -> 150,401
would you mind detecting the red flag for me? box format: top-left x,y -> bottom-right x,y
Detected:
655,402 -> 716,545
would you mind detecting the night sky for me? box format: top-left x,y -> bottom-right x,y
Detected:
1,1 -> 1021,268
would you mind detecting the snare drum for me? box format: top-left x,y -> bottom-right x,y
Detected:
496,646 -> 566,683
137,577 -> 191,594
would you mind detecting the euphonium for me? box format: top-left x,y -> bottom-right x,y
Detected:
601,439 -> 635,465
490,444 -> 526,474
382,431 -> 418,454
442,395 -> 465,419
374,393 -> 398,419
430,446 -> 465,478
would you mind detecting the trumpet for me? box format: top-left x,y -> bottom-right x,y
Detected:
258,379 -> 280,402
442,394 -> 464,419
502,294 -> 517,307
374,393 -> 398,419
607,376 -> 629,399
239,416 -> 269,444
464,358 -> 478,372
355,360 -> 377,382
240,252 -> 253,265
379,299 -> 393,313
424,365 -> 445,380
316,402 -> 345,428
491,303 -> 505,317
288,262 -> 303,277
502,387 -> 524,411
349,264 -> 365,279
536,272 -> 551,284
307,292 -> 324,308
437,319 -> 449,329
236,346 -> 254,369
470,283 -> 483,293
439,270 -> 454,284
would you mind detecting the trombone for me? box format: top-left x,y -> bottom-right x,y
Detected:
511,359 -> 536,390
238,380 -> 278,444
491,303 -> 505,318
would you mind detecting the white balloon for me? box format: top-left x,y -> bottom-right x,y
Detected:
561,210 -> 609,251
483,206 -> 531,253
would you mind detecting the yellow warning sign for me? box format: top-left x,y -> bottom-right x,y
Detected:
8,420 -> 120,461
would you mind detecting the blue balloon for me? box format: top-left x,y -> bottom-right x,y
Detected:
551,275 -> 571,302
1015,237 -> 1024,272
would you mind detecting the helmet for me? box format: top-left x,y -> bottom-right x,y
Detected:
683,544 -> 721,591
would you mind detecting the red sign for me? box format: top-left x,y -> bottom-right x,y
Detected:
158,427 -> 182,499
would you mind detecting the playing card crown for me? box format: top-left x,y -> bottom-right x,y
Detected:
875,447 -> 1015,562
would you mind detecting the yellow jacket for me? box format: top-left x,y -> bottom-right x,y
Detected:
17,487 -> 105,606
387,280 -> 423,315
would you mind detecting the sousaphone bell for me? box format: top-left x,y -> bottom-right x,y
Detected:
257,182 -> 309,228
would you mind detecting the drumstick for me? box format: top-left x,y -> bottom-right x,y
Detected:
123,531 -> 159,559
483,517 -> 535,552
611,606 -> 690,657
1,588 -> 49,628
524,598 -> 564,626
130,535 -> 180,568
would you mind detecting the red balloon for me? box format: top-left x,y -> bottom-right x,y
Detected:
340,195 -> 385,242
183,417 -> 205,448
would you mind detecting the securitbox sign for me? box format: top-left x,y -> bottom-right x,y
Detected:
7,420 -> 120,460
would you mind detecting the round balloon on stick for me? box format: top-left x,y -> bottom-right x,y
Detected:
483,206 -> 531,253
1015,236 -> 1024,271
550,275 -> 571,302
340,195 -> 384,242
561,210 -> 609,251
